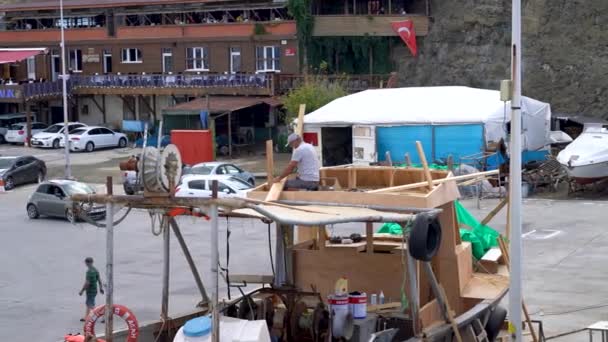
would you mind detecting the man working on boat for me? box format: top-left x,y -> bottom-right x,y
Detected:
274,133 -> 320,190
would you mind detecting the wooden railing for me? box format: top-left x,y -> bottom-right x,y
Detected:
275,74 -> 392,94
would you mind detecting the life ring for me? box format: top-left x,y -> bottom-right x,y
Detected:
84,304 -> 139,342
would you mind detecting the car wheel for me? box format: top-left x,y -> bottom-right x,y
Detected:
85,141 -> 95,152
52,139 -> 60,149
65,208 -> 76,223
4,176 -> 15,190
0,135 -> 5,144
118,138 -> 127,148
27,204 -> 40,219
248,178 -> 255,186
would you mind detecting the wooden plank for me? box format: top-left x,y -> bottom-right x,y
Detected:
456,242 -> 473,293
461,273 -> 509,300
367,302 -> 401,312
419,299 -> 442,329
479,247 -> 502,274
405,152 -> 412,167
325,241 -> 367,252
367,170 -> 498,194
318,225 -> 326,250
229,274 -> 274,284
265,178 -> 286,202
416,141 -> 434,191
296,104 -> 306,136
480,197 -> 509,226
265,140 -> 274,188
366,222 -> 374,254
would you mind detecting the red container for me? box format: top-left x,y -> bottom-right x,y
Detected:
170,130 -> 213,165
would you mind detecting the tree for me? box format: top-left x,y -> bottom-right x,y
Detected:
283,78 -> 347,123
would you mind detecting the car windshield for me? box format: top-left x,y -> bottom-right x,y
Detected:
44,124 -> 63,133
0,158 -> 16,169
9,124 -> 24,130
189,165 -> 213,175
225,177 -> 253,191
70,129 -> 86,135
62,182 -> 96,195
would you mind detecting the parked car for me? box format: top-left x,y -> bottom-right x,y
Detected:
60,126 -> 128,152
5,122 -> 48,144
175,175 -> 253,198
0,113 -> 33,144
0,156 -> 46,190
181,162 -> 255,185
26,180 -> 105,221
31,122 -> 87,149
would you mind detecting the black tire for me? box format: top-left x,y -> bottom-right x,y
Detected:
27,204 -> 39,219
4,176 -> 15,190
52,139 -> 60,149
248,178 -> 255,186
0,135 -> 5,144
118,138 -> 127,148
408,212 -> 442,262
485,305 -> 507,341
124,185 -> 135,195
85,141 -> 95,152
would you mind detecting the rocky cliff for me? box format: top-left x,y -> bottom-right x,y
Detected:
397,0 -> 608,118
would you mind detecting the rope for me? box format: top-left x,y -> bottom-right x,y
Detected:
150,211 -> 163,236
268,222 -> 275,278
78,205 -> 133,228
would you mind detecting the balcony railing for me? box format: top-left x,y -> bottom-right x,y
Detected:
71,73 -> 271,89
22,80 -> 65,100
276,74 -> 392,94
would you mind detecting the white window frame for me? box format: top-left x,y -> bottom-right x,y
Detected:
256,45 -> 280,72
103,50 -> 112,73
26,56 -> 36,80
230,47 -> 241,74
162,48 -> 173,73
69,49 -> 82,72
186,47 -> 209,71
121,48 -> 142,64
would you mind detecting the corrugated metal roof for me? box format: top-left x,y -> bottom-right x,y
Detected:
2,0 -> 215,12
165,96 -> 282,114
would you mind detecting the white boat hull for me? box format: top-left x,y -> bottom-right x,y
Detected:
560,161 -> 608,183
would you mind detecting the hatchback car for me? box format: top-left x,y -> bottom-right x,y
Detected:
0,156 -> 46,190
5,122 -> 48,144
181,162 -> 255,185
26,180 -> 105,221
175,175 -> 253,198
60,126 -> 128,152
0,113 -> 33,144
31,122 -> 87,149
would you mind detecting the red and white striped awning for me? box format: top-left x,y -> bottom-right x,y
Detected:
0,48 -> 47,64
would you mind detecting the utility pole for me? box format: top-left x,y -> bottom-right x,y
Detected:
60,0 -> 72,179
508,0 -> 523,340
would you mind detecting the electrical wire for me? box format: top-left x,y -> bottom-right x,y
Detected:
78,205 -> 133,228
267,222 -> 275,278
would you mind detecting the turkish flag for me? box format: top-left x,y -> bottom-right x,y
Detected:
391,20 -> 417,56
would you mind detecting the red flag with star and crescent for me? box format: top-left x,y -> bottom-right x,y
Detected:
391,20 -> 417,56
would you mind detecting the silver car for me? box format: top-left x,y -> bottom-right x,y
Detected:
182,162 -> 256,185
26,180 -> 105,222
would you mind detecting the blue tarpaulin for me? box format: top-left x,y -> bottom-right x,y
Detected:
122,120 -> 148,132
199,111 -> 209,129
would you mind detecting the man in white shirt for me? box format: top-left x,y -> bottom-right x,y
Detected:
274,133 -> 320,190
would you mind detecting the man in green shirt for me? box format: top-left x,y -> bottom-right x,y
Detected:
79,257 -> 104,321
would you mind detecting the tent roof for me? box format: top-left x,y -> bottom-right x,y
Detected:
0,48 -> 47,64
303,86 -> 549,126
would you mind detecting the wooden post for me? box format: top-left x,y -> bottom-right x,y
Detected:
266,140 -> 274,187
416,141 -> 434,191
405,152 -> 412,167
385,151 -> 392,166
296,104 -> 306,136
447,155 -> 454,171
480,196 -> 509,226
317,225 -> 326,250
366,222 -> 374,254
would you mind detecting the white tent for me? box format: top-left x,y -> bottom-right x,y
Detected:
304,86 -> 551,150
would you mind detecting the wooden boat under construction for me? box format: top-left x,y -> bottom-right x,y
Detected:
67,149 -> 512,342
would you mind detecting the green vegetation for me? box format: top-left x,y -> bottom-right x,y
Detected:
253,23 -> 267,35
287,0 -> 314,67
309,36 -> 398,74
283,77 -> 347,123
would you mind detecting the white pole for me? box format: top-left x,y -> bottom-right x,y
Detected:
509,0 -> 523,340
59,0 -> 71,179
105,202 -> 114,341
210,202 -> 219,342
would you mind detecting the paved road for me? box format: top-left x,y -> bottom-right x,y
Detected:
1,165 -> 607,341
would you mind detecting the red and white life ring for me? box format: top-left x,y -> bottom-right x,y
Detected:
84,304 -> 139,342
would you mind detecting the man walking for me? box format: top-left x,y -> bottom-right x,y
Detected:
274,133 -> 320,190
79,257 -> 104,321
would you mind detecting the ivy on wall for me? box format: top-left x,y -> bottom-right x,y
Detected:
287,0 -> 314,68
308,36 -> 397,74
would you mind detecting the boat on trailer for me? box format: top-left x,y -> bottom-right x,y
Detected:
557,123 -> 608,184
67,147 -> 511,342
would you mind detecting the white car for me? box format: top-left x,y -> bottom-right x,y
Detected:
60,126 -> 128,152
5,122 -> 48,144
31,122 -> 87,149
176,175 -> 253,198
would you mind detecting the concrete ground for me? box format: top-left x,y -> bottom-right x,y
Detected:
0,144 -> 606,341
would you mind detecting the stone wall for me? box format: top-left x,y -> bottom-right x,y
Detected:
397,0 -> 608,118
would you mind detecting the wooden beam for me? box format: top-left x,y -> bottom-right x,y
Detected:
385,151 -> 392,166
296,104 -> 306,136
416,141 -> 434,191
480,196 -> 509,226
366,222 -> 374,254
405,152 -> 412,167
265,140 -> 274,187
367,170 -> 499,194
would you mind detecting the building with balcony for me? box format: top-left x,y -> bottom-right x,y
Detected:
0,0 -> 297,130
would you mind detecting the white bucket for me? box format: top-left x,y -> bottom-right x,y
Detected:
329,294 -> 350,337
349,293 -> 367,319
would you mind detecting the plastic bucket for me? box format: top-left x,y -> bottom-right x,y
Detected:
329,294 -> 350,337
349,293 -> 367,319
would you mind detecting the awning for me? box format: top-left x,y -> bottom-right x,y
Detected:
0,48 -> 47,64
165,96 -> 282,114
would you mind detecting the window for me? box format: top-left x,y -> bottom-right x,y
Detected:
88,128 -> 101,135
69,49 -> 82,72
218,182 -> 234,194
225,165 -> 242,175
26,56 -> 36,80
68,124 -> 85,133
121,48 -> 142,63
36,184 -> 50,194
186,47 -> 209,71
230,47 -> 241,74
162,48 -> 173,73
256,46 -> 280,72
188,180 -> 207,190
99,128 -> 114,135
103,49 -> 112,73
